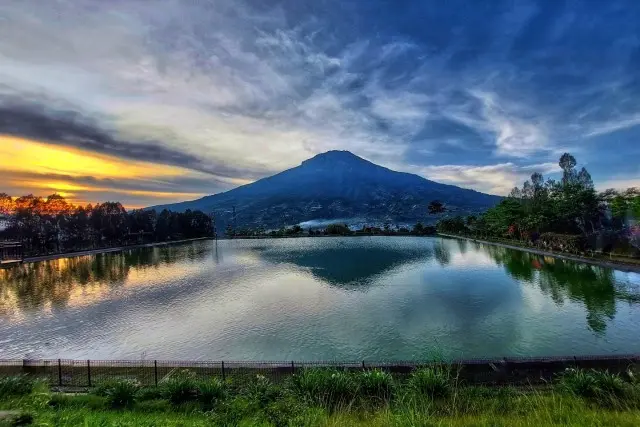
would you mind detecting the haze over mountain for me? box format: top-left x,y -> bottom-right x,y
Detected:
150,151 -> 500,230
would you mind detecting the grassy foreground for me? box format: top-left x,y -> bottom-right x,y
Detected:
1,367 -> 640,426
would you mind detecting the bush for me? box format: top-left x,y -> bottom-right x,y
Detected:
245,375 -> 280,408
356,369 -> 394,402
537,233 -> 586,253
0,375 -> 36,396
408,367 -> 451,399
6,412 -> 34,426
49,394 -> 106,410
291,369 -> 356,409
136,386 -> 165,402
197,378 -> 226,409
103,379 -> 140,409
559,368 -> 631,406
161,376 -> 198,406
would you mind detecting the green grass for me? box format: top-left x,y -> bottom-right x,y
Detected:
1,368 -> 640,426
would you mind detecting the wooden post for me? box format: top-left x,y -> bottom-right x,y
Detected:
291,360 -> 295,374
362,360 -> 366,370
221,361 -> 225,381
87,360 -> 92,387
154,360 -> 158,387
58,359 -> 62,387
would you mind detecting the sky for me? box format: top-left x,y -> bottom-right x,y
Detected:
1,0 -> 640,208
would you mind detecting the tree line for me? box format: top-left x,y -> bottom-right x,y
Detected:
435,153 -> 640,256
227,222 -> 436,238
0,194 -> 213,256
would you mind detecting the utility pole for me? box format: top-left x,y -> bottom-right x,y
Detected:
209,211 -> 217,241
232,206 -> 237,233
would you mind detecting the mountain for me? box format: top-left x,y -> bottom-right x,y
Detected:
149,151 -> 501,230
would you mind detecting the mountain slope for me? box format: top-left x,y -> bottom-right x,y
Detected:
149,151 -> 501,229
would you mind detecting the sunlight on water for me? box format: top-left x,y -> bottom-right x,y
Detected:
1,237 -> 639,360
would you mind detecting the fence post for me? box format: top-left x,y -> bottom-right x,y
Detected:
58,359 -> 62,387
221,361 -> 225,381
87,360 -> 92,387
362,360 -> 366,370
154,360 -> 158,387
291,360 -> 295,374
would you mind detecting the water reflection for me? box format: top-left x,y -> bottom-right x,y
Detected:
480,244 -> 637,333
255,239 -> 432,288
0,243 -> 211,316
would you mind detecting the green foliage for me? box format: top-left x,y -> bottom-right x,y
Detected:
160,372 -> 198,406
407,367 -> 451,399
245,375 -> 281,408
356,369 -> 394,402
135,386 -> 165,402
197,378 -> 226,410
49,393 -> 107,410
0,375 -> 36,397
4,412 -> 34,427
559,368 -> 632,407
0,193 -> 213,256
538,232 -> 586,253
325,223 -> 351,235
291,369 -> 356,409
101,380 -> 140,409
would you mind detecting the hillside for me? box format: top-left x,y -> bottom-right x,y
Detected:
149,151 -> 501,230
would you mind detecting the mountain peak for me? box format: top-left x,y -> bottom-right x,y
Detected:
302,150 -> 368,167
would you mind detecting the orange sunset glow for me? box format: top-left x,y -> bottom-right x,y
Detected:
0,135 -> 206,208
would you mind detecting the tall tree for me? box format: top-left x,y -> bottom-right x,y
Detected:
428,200 -> 446,215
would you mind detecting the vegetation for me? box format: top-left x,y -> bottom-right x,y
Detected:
0,193 -> 213,256
436,153 -> 640,258
229,222 -> 437,238
1,367 -> 640,426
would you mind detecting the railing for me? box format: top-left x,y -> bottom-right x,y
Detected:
1,355 -> 638,388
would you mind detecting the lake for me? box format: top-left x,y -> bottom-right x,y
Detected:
1,237 -> 639,361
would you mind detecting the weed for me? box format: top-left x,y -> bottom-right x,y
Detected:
356,369 -> 395,403
161,377 -> 198,406
0,376 -> 35,397
197,378 -> 226,410
408,367 -> 451,399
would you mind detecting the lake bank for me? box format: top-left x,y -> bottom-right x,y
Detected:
22,237 -> 211,264
438,233 -> 640,273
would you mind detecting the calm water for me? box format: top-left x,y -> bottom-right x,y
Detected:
1,237 -> 639,361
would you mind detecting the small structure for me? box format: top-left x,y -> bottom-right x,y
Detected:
0,241 -> 23,268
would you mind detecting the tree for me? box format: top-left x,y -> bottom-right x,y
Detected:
0,193 -> 15,215
428,200 -> 446,215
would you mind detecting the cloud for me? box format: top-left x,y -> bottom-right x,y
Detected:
1,0 -> 640,204
416,162 -> 560,195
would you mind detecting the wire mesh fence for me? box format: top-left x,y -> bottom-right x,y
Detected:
1,354 -> 638,389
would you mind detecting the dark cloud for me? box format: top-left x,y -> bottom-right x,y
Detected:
0,99 -> 269,181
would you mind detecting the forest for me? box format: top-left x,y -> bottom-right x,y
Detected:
0,194 -> 213,256
436,153 -> 640,257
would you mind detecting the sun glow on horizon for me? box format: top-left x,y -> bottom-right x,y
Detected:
0,135 -> 207,207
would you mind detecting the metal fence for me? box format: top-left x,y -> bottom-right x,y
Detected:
1,355 -> 638,389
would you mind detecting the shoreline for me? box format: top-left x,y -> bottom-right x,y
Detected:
439,233 -> 640,273
22,237 -> 212,264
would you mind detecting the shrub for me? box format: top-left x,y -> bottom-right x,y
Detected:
537,233 -> 586,253
559,368 -> 631,406
0,375 -> 35,396
49,394 -> 106,410
136,386 -> 165,402
245,375 -> 281,407
103,379 -> 140,409
7,412 -> 34,426
291,369 -> 356,409
356,369 -> 394,402
408,367 -> 451,399
161,376 -> 198,406
197,378 -> 226,409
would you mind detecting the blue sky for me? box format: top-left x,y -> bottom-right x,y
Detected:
1,0 -> 640,207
